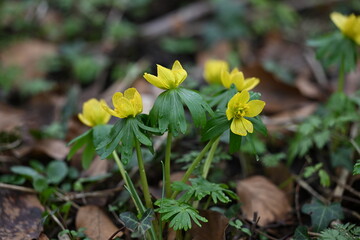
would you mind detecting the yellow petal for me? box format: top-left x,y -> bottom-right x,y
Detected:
235,90 -> 250,104
172,60 -> 183,70
203,60 -> 229,84
112,92 -> 124,110
245,100 -> 265,117
331,12 -> 348,31
117,97 -> 136,118
230,118 -> 247,136
241,117 -> 253,133
157,64 -> 176,88
124,88 -> 143,115
78,113 -> 94,127
143,73 -> 169,90
232,72 -> 245,91
173,68 -> 187,86
243,77 -> 260,91
226,106 -> 234,120
221,70 -> 232,88
101,100 -> 120,118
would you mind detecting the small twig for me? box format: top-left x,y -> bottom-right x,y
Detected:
45,206 -> 67,231
308,231 -> 322,237
295,183 -> 302,225
332,176 -> 360,199
0,182 -> 36,193
107,227 -> 125,240
343,207 -> 360,221
64,186 -> 123,200
292,174 -> 329,204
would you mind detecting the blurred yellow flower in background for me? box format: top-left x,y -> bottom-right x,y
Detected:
226,90 -> 265,136
78,98 -> 111,127
101,88 -> 143,118
221,68 -> 259,92
143,60 -> 187,89
331,12 -> 360,45
203,59 -> 229,84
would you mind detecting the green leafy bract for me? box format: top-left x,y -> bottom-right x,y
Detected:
302,200 -> 344,232
67,125 -> 112,169
308,32 -> 358,74
154,198 -> 207,231
96,117 -> 154,164
46,161 -> 68,184
171,177 -> 237,204
149,88 -> 212,136
201,111 -> 230,141
119,209 -> 154,238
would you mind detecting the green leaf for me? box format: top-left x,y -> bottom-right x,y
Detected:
92,124 -> 112,149
318,170 -> 330,187
229,131 -> 242,154
33,176 -> 48,192
303,163 -> 323,178
155,198 -> 207,231
149,89 -> 187,136
201,111 -> 230,141
82,140 -> 96,169
46,161 -> 68,184
293,226 -> 311,240
248,116 -> 267,136
353,159 -> 360,175
97,119 -> 126,159
130,119 -> 152,146
11,166 -> 43,179
67,129 -> 92,160
302,200 -> 344,232
172,178 -> 237,204
119,209 -> 154,237
177,87 -> 213,128
319,223 -> 360,240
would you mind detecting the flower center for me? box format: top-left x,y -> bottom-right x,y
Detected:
234,105 -> 248,119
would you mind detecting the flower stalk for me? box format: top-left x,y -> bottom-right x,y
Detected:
164,132 -> 173,198
135,139 -> 153,209
202,136 -> 220,179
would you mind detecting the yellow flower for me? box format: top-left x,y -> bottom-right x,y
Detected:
101,88 -> 143,118
143,60 -> 187,90
221,68 -> 259,92
331,12 -> 360,45
78,98 -> 111,127
203,59 -> 229,84
226,91 -> 265,136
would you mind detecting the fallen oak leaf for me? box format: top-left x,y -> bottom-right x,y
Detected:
76,205 -> 123,240
236,175 -> 292,226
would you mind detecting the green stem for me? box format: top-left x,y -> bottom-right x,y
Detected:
337,57 -> 345,92
113,152 -> 158,240
135,139 -> 153,209
164,132 -> 173,198
171,138 -> 216,199
112,151 -> 130,187
202,136 -> 220,179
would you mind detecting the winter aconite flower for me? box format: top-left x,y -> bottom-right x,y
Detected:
203,59 -> 229,84
221,68 -> 259,92
101,88 -> 142,118
226,91 -> 265,136
143,60 -> 187,90
78,98 -> 111,127
331,12 -> 360,45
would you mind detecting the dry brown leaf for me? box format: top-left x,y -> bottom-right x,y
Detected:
76,205 -> 123,240
38,233 -> 50,240
0,190 -> 44,240
189,210 -> 229,240
0,103 -> 24,131
0,39 -> 56,81
243,64 -> 312,114
236,175 -> 291,226
34,139 -> 69,160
